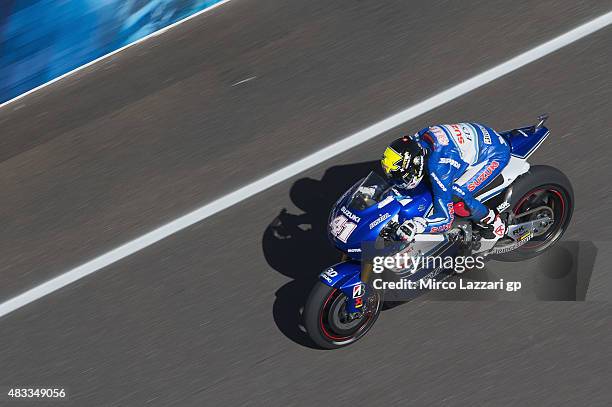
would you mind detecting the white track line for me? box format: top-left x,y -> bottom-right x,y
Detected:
0,0 -> 233,110
1,11 -> 612,318
231,76 -> 257,86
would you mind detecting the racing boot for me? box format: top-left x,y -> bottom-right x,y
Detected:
472,209 -> 506,254
475,209 -> 506,240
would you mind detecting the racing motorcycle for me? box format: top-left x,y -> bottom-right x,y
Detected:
303,115 -> 573,349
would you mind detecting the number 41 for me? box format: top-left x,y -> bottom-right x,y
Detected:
330,215 -> 357,243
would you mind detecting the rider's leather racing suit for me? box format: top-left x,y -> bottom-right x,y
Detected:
398,123 -> 510,233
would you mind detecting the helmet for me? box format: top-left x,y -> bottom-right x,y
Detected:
381,136 -> 426,189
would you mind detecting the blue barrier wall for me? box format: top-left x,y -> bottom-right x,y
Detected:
0,0 -> 223,104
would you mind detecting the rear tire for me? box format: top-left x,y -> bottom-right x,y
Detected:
304,281 -> 382,349
493,165 -> 573,262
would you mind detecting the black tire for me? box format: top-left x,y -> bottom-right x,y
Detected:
303,281 -> 382,349
493,165 -> 574,262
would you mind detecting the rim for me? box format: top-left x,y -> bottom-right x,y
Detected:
510,186 -> 569,252
319,288 -> 380,344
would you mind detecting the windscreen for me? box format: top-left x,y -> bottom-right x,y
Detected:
347,171 -> 392,211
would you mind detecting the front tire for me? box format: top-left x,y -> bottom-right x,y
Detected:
493,165 -> 574,262
304,282 -> 382,349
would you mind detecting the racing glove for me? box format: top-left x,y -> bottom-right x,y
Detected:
397,217 -> 427,241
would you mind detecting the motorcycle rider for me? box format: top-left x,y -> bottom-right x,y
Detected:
380,123 -> 510,241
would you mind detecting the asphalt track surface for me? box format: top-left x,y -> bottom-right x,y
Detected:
1,0 -> 612,405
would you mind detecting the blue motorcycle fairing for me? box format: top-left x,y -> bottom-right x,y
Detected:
373,238 -> 458,302
395,181 -> 434,222
318,261 -> 364,314
328,181 -> 433,260
500,125 -> 549,159
319,236 -> 461,312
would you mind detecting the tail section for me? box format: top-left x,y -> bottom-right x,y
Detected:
499,114 -> 550,159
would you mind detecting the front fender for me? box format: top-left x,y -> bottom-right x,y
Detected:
319,261 -> 365,313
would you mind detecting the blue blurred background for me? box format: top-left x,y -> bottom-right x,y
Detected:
0,0 -> 223,103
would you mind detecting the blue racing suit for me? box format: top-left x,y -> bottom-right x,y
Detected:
401,123 -> 510,233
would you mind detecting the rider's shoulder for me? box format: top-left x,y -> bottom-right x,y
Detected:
419,125 -> 452,148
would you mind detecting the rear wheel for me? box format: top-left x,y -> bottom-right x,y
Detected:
493,165 -> 573,261
304,281 -> 382,349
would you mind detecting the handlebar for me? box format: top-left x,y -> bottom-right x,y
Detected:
379,220 -> 400,241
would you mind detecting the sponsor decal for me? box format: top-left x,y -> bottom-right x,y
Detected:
452,185 -> 465,196
347,248 -> 362,253
353,284 -> 365,298
377,195 -> 394,208
478,124 -> 492,144
340,206 -> 360,223
496,201 -> 510,212
490,232 -> 533,254
439,157 -> 461,169
321,268 -> 338,283
450,124 -> 464,144
495,224 -> 505,237
369,213 -> 391,229
460,124 -> 474,141
467,161 -> 499,191
430,172 -> 447,192
430,126 -> 449,145
430,202 -> 454,233
354,297 -> 364,308
401,151 -> 411,171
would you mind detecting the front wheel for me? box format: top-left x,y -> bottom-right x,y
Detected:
303,282 -> 382,349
